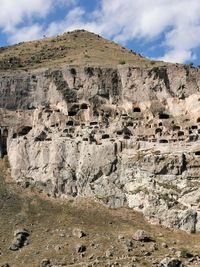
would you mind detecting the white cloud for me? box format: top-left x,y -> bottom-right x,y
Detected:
46,7 -> 87,37
45,0 -> 200,63
91,0 -> 200,63
0,0 -> 52,32
0,0 -> 78,43
2,0 -> 200,63
159,23 -> 200,62
8,24 -> 44,44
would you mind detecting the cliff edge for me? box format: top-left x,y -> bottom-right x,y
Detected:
1,30 -> 200,233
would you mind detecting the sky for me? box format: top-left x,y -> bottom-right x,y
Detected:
0,0 -> 200,65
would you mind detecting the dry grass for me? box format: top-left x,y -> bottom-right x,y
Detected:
0,30 -> 165,71
0,158 -> 200,267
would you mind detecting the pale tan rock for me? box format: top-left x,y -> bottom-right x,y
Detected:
2,64 -> 200,234
72,228 -> 86,238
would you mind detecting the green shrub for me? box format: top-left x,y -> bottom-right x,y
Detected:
184,64 -> 190,76
119,60 -> 126,65
180,248 -> 193,258
150,60 -> 156,65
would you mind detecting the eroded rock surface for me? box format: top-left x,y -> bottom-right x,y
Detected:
1,64 -> 200,233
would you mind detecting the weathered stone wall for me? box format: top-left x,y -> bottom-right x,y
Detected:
1,64 -> 200,233
0,65 -> 200,112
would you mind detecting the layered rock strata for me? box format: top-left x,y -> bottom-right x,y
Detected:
1,64 -> 200,232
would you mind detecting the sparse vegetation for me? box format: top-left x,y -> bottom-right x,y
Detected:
189,62 -> 194,68
150,60 -> 156,65
0,30 -> 165,71
119,60 -> 126,65
180,248 -> 193,258
1,157 -> 200,267
184,63 -> 195,74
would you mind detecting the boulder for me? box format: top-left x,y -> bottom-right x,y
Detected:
14,228 -> 29,237
72,228 -> 86,238
133,230 -> 152,242
40,259 -> 52,267
76,244 -> 86,253
158,257 -> 183,267
9,228 -> 30,251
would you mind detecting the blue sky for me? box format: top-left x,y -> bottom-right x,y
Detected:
0,0 -> 200,65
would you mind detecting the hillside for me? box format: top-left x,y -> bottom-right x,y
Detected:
1,29 -> 200,267
0,29 -> 163,70
1,158 -> 200,267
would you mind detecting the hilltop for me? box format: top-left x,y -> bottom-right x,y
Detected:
0,29 -> 164,70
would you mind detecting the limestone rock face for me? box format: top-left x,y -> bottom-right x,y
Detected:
2,64 -> 200,233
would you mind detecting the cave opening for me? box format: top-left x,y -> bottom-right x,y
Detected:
159,139 -> 168,143
133,107 -> 141,112
159,112 -> 170,119
18,126 -> 32,136
68,111 -> 77,116
80,103 -> 88,109
0,129 -> 8,158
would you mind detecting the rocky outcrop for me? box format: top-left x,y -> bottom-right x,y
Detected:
0,64 -> 200,111
2,63 -> 200,233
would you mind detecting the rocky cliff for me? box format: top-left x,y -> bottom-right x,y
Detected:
1,31 -> 200,233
